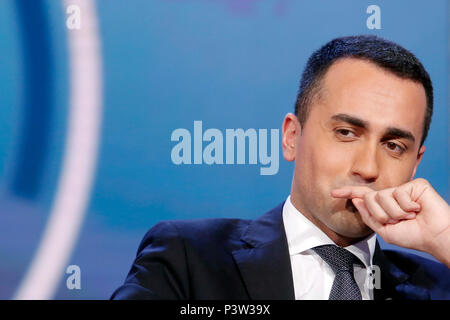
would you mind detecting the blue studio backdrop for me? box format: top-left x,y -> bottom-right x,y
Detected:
0,0 -> 448,299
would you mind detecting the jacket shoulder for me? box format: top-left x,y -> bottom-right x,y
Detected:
383,249 -> 450,299
383,249 -> 449,276
111,217 -> 250,300
137,217 -> 250,253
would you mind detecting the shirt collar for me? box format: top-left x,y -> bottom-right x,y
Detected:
282,195 -> 376,268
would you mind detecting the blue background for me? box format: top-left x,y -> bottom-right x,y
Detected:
0,0 -> 448,299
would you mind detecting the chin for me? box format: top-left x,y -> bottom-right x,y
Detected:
328,209 -> 373,239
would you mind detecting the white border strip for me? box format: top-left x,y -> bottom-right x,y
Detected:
14,0 -> 103,299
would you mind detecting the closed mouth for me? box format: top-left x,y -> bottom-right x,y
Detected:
345,199 -> 359,213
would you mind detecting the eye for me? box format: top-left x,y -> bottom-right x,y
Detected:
336,129 -> 356,138
385,141 -> 406,155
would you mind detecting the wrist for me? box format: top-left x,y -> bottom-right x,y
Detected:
427,227 -> 450,268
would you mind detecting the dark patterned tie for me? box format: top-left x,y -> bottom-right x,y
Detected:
312,244 -> 363,300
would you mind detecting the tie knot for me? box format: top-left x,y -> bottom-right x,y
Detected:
312,245 -> 362,273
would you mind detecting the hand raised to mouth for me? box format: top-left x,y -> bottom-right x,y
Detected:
331,178 -> 450,268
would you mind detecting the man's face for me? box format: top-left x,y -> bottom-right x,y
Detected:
282,58 -> 427,242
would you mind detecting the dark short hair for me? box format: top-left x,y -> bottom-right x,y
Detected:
294,35 -> 433,147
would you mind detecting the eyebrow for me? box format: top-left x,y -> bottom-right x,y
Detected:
331,113 -> 416,143
331,114 -> 368,128
383,127 -> 415,143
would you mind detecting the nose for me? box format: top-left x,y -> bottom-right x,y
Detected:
350,143 -> 379,184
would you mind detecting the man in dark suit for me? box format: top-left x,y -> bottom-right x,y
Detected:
111,35 -> 450,300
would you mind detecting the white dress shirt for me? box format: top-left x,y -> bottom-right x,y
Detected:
282,195 -> 377,300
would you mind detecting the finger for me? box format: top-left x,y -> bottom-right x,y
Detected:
392,187 -> 421,212
404,213 -> 417,219
352,198 -> 384,233
364,191 -> 393,224
375,190 -> 415,221
331,186 -> 374,199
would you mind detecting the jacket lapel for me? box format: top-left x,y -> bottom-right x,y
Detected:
231,202 -> 295,300
231,202 -> 432,300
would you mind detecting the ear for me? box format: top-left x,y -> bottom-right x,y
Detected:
282,113 -> 300,162
410,145 -> 425,180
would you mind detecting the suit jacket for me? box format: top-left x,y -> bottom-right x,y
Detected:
111,202 -> 450,300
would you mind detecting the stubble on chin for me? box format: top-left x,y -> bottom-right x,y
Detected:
325,208 -> 373,239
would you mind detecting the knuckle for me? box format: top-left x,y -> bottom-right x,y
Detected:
391,209 -> 405,219
364,192 -> 374,202
372,210 -> 389,223
414,178 -> 430,186
374,192 -> 382,202
379,215 -> 390,224
377,190 -> 390,202
392,188 -> 402,198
